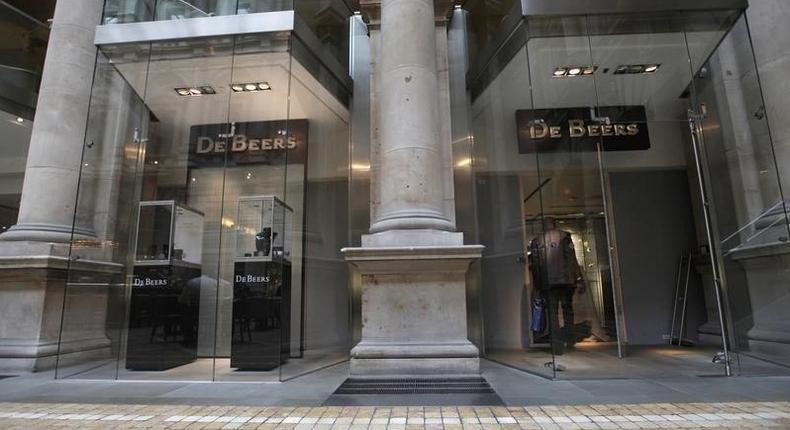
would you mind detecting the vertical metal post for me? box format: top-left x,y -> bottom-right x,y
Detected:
678,255 -> 692,346
687,109 -> 732,376
669,255 -> 684,344
595,141 -> 624,359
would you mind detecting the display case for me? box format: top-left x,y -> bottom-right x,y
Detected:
231,196 -> 293,370
127,201 -> 204,371
135,201 -> 204,266
235,196 -> 291,262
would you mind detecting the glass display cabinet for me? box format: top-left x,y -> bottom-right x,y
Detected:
127,201 -> 204,371
135,200 -> 204,267
231,196 -> 293,370
235,196 -> 291,262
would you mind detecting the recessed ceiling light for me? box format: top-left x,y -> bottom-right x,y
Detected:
613,64 -> 660,75
153,160 -> 159,165
16,117 -> 24,123
554,66 -> 596,78
231,82 -> 273,92
189,87 -> 203,95
175,88 -> 191,96
200,86 -> 216,94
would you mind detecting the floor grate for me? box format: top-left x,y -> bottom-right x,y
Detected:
333,377 -> 495,395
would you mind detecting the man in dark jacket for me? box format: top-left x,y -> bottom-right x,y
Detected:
529,217 -> 586,355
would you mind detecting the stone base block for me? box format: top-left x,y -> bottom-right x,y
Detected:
343,243 -> 483,377
351,357 -> 480,376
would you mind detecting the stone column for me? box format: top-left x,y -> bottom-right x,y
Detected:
0,0 -> 102,243
369,0 -> 454,235
344,0 -> 482,376
0,0 -> 106,372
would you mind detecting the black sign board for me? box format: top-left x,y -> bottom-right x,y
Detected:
188,119 -> 308,167
516,106 -> 650,153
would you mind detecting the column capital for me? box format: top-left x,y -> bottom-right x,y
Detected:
359,0 -> 456,29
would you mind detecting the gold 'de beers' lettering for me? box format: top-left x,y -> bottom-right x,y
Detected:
527,119 -> 640,139
516,106 -> 650,153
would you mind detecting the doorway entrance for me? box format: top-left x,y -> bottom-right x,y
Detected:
472,7 -> 790,379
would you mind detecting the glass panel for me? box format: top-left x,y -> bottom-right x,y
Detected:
526,15 -> 611,379
688,12 -> 790,374
579,12 -> 720,379
468,22 -> 555,378
462,0 -> 519,65
279,33 -> 352,380
135,203 -> 174,262
213,33 -> 291,382
295,0 -> 352,71
56,43 -> 151,379
101,0 -> 294,24
113,36 -> 236,380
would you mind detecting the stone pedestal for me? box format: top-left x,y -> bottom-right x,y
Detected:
344,243 -> 482,376
348,0 -> 481,376
731,242 -> 790,360
0,242 -> 118,372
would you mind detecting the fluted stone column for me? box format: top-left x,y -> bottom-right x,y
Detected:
1,0 -> 102,243
344,0 -> 482,376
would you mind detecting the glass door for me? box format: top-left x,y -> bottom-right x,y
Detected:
523,15 -> 624,378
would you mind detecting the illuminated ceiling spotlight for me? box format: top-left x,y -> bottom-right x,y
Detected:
644,64 -> 660,73
555,66 -> 597,77
628,64 -> 646,74
614,64 -> 660,75
231,82 -> 273,92
175,85 -> 216,96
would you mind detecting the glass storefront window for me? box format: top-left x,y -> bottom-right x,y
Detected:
463,4 -> 790,379
55,24 -> 351,381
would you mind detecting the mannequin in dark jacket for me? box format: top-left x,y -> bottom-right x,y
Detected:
528,217 -> 586,355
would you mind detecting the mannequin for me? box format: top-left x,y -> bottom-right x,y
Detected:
528,216 -> 586,355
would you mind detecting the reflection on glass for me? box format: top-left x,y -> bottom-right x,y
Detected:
689,13 -> 790,372
102,0 -> 294,24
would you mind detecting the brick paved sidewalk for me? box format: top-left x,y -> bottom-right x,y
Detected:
0,402 -> 789,429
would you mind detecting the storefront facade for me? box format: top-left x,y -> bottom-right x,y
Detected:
0,0 -> 788,384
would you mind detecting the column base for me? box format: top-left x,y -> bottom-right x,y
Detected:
343,243 -> 483,377
0,222 -> 96,243
0,242 -> 121,372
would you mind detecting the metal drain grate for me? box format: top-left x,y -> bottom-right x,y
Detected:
333,377 -> 495,395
